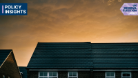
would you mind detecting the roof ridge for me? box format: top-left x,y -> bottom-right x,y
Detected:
38,42 -> 91,43
91,42 -> 138,43
0,49 -> 12,50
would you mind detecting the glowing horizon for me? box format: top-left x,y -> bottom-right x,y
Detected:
0,0 -> 138,66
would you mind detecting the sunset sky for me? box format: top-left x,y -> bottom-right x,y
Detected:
0,0 -> 138,66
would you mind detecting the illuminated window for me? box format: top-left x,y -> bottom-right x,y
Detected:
121,72 -> 131,78
105,72 -> 115,78
39,72 -> 58,78
68,72 -> 78,78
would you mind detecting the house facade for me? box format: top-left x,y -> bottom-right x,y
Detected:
27,42 -> 138,78
0,50 -> 21,78
19,67 -> 27,78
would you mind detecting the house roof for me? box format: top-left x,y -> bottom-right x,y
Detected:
27,42 -> 138,69
92,43 -> 138,68
0,50 -> 12,66
19,67 -> 27,78
27,42 -> 93,68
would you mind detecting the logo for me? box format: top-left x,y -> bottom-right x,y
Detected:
0,3 -> 27,15
120,3 -> 138,15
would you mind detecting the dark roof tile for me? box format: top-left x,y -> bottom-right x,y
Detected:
27,42 -> 138,69
0,50 -> 12,66
27,42 -> 93,68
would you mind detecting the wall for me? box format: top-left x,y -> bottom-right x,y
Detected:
27,71 -> 91,78
27,71 -> 138,78
93,71 -> 138,78
93,71 -> 105,78
78,71 -> 92,78
131,71 -> 138,78
0,52 -> 21,78
27,70 -> 38,78
58,71 -> 67,78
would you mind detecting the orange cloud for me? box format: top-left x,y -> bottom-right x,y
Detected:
0,0 -> 138,66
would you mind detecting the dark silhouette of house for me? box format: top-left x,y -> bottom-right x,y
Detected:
19,67 -> 27,78
0,50 -> 21,78
27,42 -> 138,78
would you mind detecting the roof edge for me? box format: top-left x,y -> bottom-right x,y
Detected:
37,42 -> 138,44
91,42 -> 138,43
0,50 -> 13,68
38,42 -> 91,43
0,49 -> 13,50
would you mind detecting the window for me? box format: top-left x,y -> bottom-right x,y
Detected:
39,72 -> 58,78
3,75 -> 5,78
105,72 -> 115,78
68,72 -> 78,78
121,72 -> 131,78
